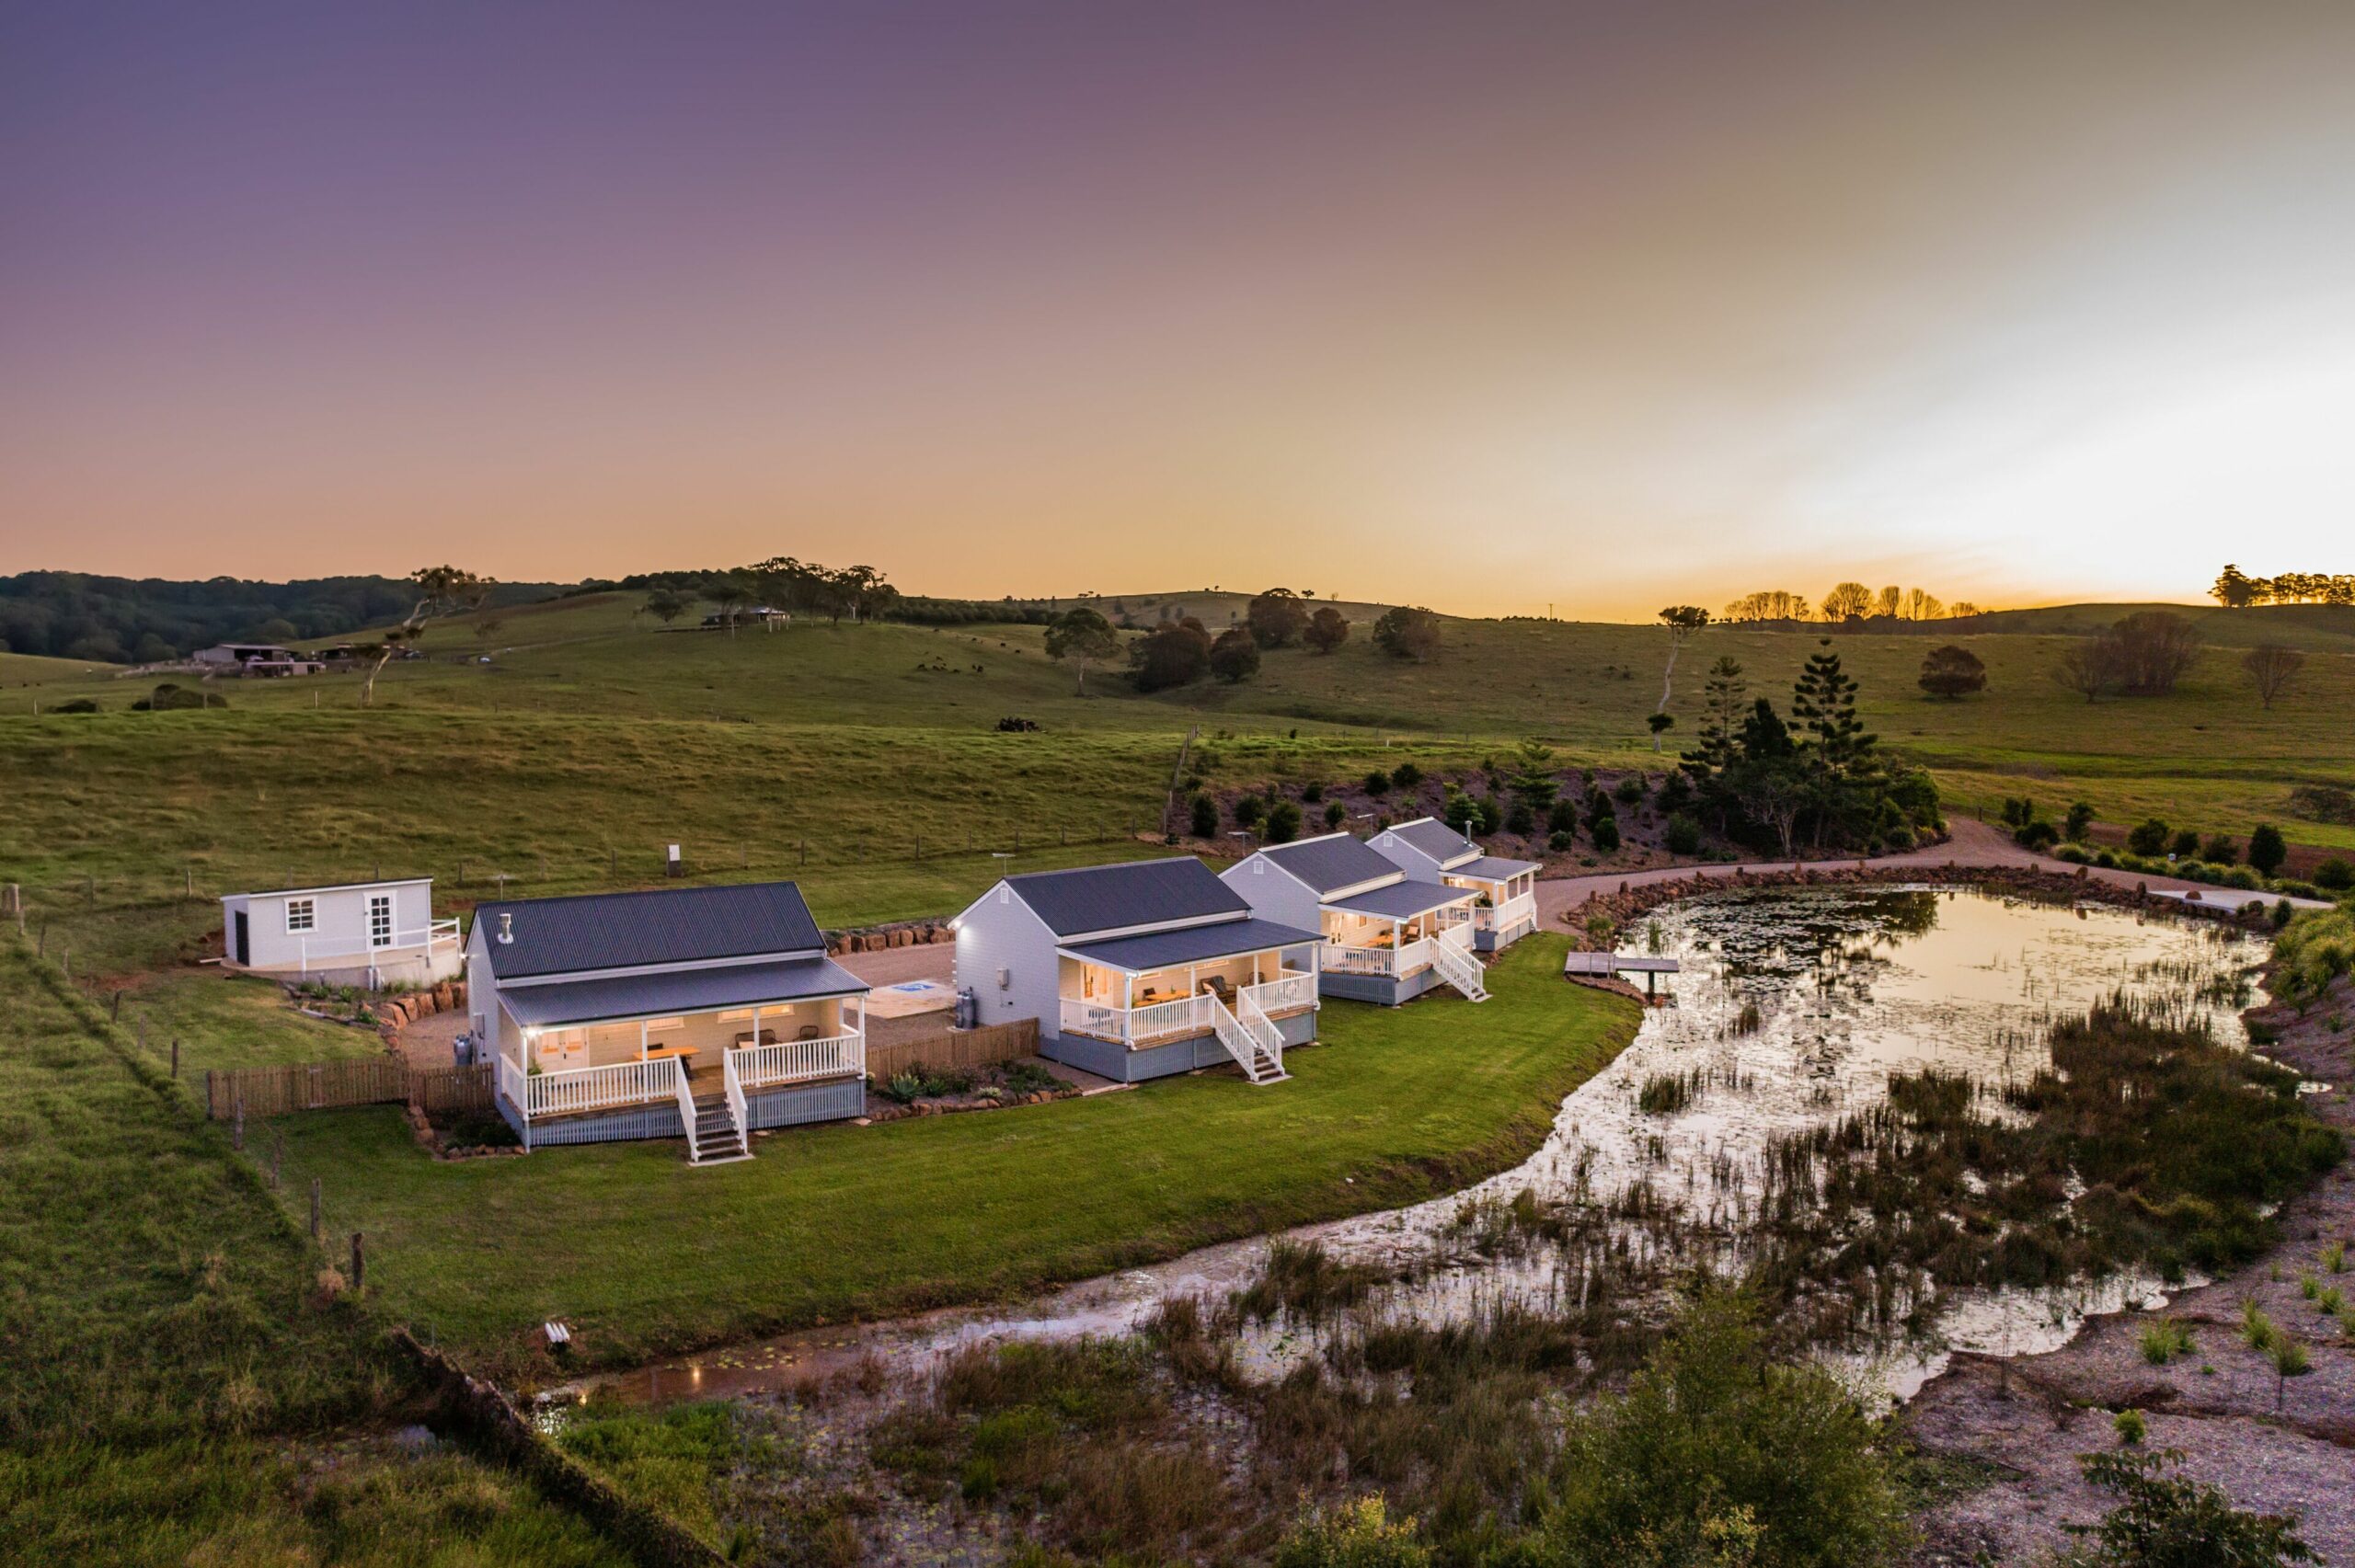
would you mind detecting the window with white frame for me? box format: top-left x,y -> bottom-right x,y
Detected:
367,894 -> 392,948
285,898 -> 316,933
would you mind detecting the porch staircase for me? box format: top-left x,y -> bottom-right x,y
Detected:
1211,993 -> 1289,1085
686,1092 -> 751,1165
1430,935 -> 1491,1003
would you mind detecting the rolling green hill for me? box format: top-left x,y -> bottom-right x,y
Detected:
4,589 -> 2349,946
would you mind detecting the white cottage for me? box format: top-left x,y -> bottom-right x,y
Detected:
1222,833 -> 1490,1005
952,857 -> 1319,1084
468,880 -> 868,1161
1369,818 -> 1543,952
220,877 -> 461,989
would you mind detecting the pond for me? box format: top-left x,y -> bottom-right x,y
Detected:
556,885 -> 2264,1413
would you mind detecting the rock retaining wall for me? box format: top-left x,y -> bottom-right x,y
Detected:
824,920 -> 953,954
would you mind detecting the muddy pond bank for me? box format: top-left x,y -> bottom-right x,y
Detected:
1902,967 -> 2355,1565
540,885 -> 2349,1565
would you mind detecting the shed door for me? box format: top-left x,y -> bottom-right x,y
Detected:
233,911 -> 249,966
367,894 -> 393,948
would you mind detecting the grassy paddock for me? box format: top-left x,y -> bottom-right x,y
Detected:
0,1436 -> 631,1567
0,938 -> 633,1564
267,935 -> 1637,1381
6,593 -> 2349,895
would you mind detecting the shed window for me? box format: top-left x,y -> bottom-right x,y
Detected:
285,898 -> 316,933
367,894 -> 392,948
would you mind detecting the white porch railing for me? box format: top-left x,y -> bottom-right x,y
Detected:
673,1060 -> 700,1162
1237,991 -> 1284,1076
1430,932 -> 1491,1001
1440,921 -> 1475,954
509,1056 -> 684,1120
294,918 -> 463,974
497,1053 -> 529,1121
1208,992 -> 1283,1082
1322,937 -> 1436,978
1243,970 -> 1318,1013
728,1031 -> 866,1090
723,1050 -> 750,1139
1476,891 -> 1538,935
1059,993 -> 1208,1045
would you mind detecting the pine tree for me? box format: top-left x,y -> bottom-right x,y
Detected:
1683,657 -> 1749,774
1790,646 -> 1876,778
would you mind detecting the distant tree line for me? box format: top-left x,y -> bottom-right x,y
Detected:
0,571 -> 556,663
619,559 -> 902,627
2210,565 -> 2355,607
1039,587 -> 1430,695
1720,584 -> 1987,624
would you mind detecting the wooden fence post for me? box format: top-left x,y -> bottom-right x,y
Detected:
171,1038 -> 180,1078
110,990 -> 121,1024
350,1232 -> 365,1293
310,1178 -> 322,1243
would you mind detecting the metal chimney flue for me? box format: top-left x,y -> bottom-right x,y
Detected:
497,912 -> 513,944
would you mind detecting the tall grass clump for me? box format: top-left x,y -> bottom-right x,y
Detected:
1235,1240 -> 1388,1324
2137,1320 -> 2196,1366
2270,907 -> 2355,1001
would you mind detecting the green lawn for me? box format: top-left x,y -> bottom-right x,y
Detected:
0,937 -> 634,1565
269,934 -> 1637,1382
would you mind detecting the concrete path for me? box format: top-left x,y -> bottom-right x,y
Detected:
1534,816 -> 2326,926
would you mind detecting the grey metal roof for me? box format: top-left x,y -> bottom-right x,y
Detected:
225,876 -> 433,900
1060,916 -> 1324,973
1254,833 -> 1400,896
500,955 -> 867,1028
1450,854 -> 1543,881
1382,817 -> 1480,866
1327,881 -> 1477,919
1005,856 -> 1246,937
477,881 -> 824,979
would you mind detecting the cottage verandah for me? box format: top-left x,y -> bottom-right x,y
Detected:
468,882 -> 869,1162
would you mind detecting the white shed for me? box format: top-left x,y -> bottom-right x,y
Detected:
220,877 -> 461,989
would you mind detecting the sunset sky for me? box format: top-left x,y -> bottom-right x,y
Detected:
4,2 -> 2351,619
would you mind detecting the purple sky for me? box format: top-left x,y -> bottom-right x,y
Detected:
6,2 -> 2351,614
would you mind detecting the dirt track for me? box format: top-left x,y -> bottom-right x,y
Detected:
1533,816 -> 2312,927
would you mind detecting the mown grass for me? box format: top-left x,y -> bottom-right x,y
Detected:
0,938 -> 631,1564
264,935 -> 1637,1381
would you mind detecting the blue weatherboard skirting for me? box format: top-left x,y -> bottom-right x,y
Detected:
1273,1010 -> 1318,1047
1041,1011 -> 1320,1082
498,1074 -> 861,1151
524,1100 -> 686,1148
746,1077 -> 865,1129
1475,922 -> 1533,954
1317,967 -> 1445,1007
